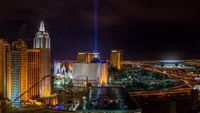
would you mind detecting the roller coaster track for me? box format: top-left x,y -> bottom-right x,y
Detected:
2,74 -> 51,112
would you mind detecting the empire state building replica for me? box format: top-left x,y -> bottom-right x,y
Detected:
34,21 -> 51,97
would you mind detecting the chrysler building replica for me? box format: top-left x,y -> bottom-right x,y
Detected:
34,21 -> 51,97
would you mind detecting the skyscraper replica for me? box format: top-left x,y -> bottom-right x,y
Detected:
0,39 -> 11,99
34,21 -> 51,97
110,50 -> 123,69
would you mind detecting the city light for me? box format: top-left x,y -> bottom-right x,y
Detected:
0,0 -> 198,113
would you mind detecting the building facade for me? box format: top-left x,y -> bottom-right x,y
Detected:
10,51 -> 20,106
12,39 -> 29,101
77,53 -> 87,63
9,39 -> 29,105
73,63 -> 108,86
110,50 -> 123,69
77,52 -> 100,63
34,21 -> 51,97
27,49 -> 40,99
0,39 -> 11,99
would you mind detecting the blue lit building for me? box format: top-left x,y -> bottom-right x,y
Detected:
10,51 -> 20,106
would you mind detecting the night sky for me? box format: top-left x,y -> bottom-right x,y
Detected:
0,0 -> 199,60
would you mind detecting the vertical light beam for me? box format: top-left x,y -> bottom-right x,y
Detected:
93,0 -> 98,52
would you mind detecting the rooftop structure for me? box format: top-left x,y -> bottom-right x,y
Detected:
155,60 -> 194,69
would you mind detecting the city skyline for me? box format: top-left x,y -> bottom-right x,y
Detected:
1,1 -> 200,113
0,0 -> 199,60
0,22 -> 52,107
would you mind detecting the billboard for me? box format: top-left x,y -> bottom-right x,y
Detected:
54,60 -> 73,91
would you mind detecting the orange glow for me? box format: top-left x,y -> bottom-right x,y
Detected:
52,98 -> 58,105
110,50 -> 122,70
27,49 -> 40,100
117,52 -> 121,69
35,101 -> 42,106
100,64 -> 108,85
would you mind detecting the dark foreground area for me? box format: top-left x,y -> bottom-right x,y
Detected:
135,94 -> 200,113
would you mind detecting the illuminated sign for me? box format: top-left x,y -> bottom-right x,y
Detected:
54,61 -> 73,91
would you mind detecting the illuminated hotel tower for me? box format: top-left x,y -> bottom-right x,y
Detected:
110,50 -> 123,70
88,52 -> 100,62
10,39 -> 28,105
34,21 -> 51,97
77,52 -> 100,63
10,49 -> 20,105
0,39 -> 11,99
27,49 -> 40,99
77,52 -> 87,63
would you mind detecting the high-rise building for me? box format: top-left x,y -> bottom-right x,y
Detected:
77,52 -> 100,63
10,51 -> 20,106
10,39 -> 28,104
34,21 -> 51,97
27,49 -> 40,99
110,50 -> 123,69
77,52 -> 87,63
34,21 -> 50,49
88,52 -> 100,63
0,39 -> 11,99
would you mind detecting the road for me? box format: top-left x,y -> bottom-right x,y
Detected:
129,87 -> 191,96
123,63 -> 195,97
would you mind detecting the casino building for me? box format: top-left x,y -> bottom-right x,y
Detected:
77,52 -> 100,63
73,56 -> 108,87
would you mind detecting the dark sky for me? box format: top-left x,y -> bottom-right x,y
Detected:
0,0 -> 199,60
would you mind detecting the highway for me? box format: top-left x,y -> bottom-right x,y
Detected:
145,67 -> 198,88
122,62 -> 195,97
129,88 -> 191,96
